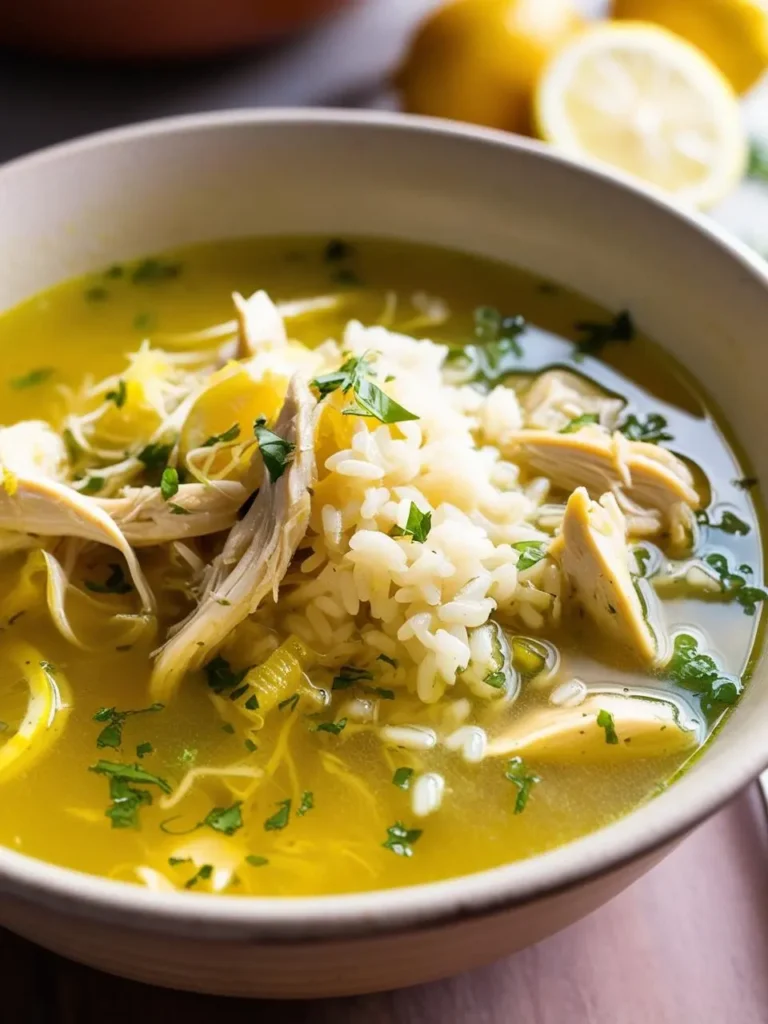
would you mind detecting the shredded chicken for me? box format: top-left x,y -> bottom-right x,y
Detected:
150,376 -> 317,701
0,474 -> 155,614
506,428 -> 699,533
522,369 -> 625,432
550,488 -> 668,666
233,289 -> 288,359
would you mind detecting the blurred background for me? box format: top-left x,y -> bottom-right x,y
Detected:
0,0 -> 767,250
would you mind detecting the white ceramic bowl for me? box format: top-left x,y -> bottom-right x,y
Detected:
0,110 -> 767,998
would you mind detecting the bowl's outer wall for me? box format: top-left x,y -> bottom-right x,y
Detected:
0,112 -> 767,996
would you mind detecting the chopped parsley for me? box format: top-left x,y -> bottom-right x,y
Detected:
160,466 -> 179,501
311,354 -> 418,425
203,801 -> 243,836
324,239 -> 353,262
574,310 -> 634,356
364,686 -> 395,700
560,412 -> 599,434
106,379 -> 127,408
245,694 -> 259,711
733,477 -> 758,491
483,670 -> 506,689
10,367 -> 54,390
377,654 -> 398,668
253,418 -> 295,482
85,285 -> 109,302
184,863 -> 213,889
204,655 -> 248,695
513,539 -> 547,572
504,757 -> 541,813
445,308 -> 526,386
314,718 -> 348,736
168,856 -> 190,867
297,791 -> 314,816
618,412 -> 673,444
89,760 -> 171,829
84,563 -> 133,595
244,738 -> 258,753
332,666 -> 373,690
278,692 -> 300,713
382,821 -> 423,857
133,311 -> 155,332
245,855 -> 269,867
696,509 -> 750,536
136,742 -> 153,758
137,440 -> 176,483
392,766 -> 414,790
202,423 -> 240,448
92,702 -> 163,749
79,476 -> 105,495
264,799 -> 291,831
131,258 -> 182,284
391,502 -> 432,543
169,503 -> 190,515
702,552 -> 766,615
633,546 -> 653,577
596,709 -> 619,745
665,632 -> 741,719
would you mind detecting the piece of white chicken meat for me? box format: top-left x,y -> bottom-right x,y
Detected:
522,368 -> 626,432
549,487 -> 668,667
150,375 -> 317,702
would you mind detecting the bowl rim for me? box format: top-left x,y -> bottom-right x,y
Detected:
1,106 -> 767,941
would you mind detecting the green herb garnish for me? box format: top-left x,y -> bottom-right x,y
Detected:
504,756 -> 541,813
106,379 -> 127,408
696,509 -> 750,536
702,552 -> 766,614
160,466 -> 179,501
377,654 -> 398,668
445,308 -> 526,387
264,799 -> 291,831
574,310 -> 634,356
560,412 -> 599,434
513,540 -> 547,572
203,801 -> 243,836
169,503 -> 190,515
131,258 -> 182,284
89,760 -> 171,829
618,412 -> 673,444
92,702 -> 163,749
364,686 -> 395,700
80,476 -> 105,495
202,423 -> 240,448
245,855 -> 269,867
391,502 -> 432,543
392,766 -> 414,790
382,821 -> 423,857
204,655 -> 249,695
10,367 -> 54,390
314,718 -> 348,735
184,864 -> 213,889
666,632 -> 741,719
332,666 -> 373,690
596,709 -> 619,744
311,354 -> 418,425
84,563 -> 133,595
748,139 -> 768,181
253,418 -> 295,482
733,477 -> 758,491
136,742 -> 153,758
483,670 -> 506,689
324,239 -> 353,262
297,791 -> 314,816
278,692 -> 300,713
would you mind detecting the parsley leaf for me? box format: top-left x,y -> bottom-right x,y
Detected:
377,654 -> 398,668
204,655 -> 248,695
311,354 -> 418,425
169,503 -> 190,515
314,718 -> 348,735
445,308 -> 526,387
392,766 -> 414,790
574,310 -> 634,356
253,419 -> 295,482
666,632 -> 742,719
264,799 -> 291,831
90,759 -> 171,791
364,685 -> 395,700
696,509 -> 750,536
85,285 -> 109,302
733,477 -> 758,491
90,760 -> 171,829
383,821 -> 423,857
203,801 -> 243,836
513,540 -> 547,572
106,379 -> 127,408
184,863 -> 213,889
596,709 -> 618,744
484,670 -> 506,689
618,412 -> 673,444
245,854 -> 269,867
331,666 -> 372,690
504,756 -> 541,813
560,412 -> 599,434
79,476 -> 105,495
92,702 -> 163,749
202,423 -> 240,448
748,138 -> 768,181
131,258 -> 182,284
10,367 -> 54,390
84,563 -> 133,595
137,440 -> 176,484
136,741 -> 153,758
391,502 -> 432,543
277,692 -> 300,712
324,238 -> 353,261
159,466 -> 179,501
702,552 -> 766,614
297,791 -> 314,816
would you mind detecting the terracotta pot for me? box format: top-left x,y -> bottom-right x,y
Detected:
0,0 -> 351,59
0,110 -> 767,997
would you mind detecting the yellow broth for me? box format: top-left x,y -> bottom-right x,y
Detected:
0,237 -> 762,895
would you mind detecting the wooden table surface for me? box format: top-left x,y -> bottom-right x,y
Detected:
4,785 -> 768,1023
2,1 -> 768,1020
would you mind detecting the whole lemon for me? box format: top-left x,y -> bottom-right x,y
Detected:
395,0 -> 583,135
612,0 -> 768,94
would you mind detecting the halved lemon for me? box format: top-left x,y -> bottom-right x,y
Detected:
0,641 -> 71,781
536,22 -> 747,208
